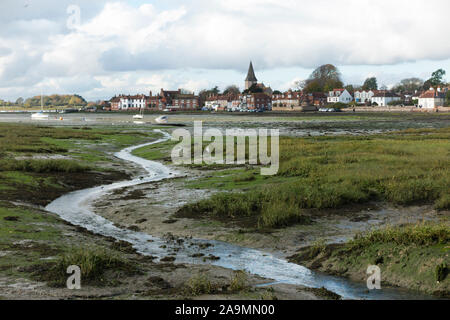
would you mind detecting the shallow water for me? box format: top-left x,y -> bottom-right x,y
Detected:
2,112 -> 448,137
45,129 -> 435,300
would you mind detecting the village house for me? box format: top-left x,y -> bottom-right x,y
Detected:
111,89 -> 200,111
354,90 -> 378,104
150,89 -> 200,110
110,96 -> 121,110
240,93 -> 271,110
418,89 -> 446,108
204,94 -> 239,111
110,94 -> 148,110
272,90 -> 302,109
370,91 -> 401,106
302,92 -> 327,107
327,89 -> 353,104
204,95 -> 220,110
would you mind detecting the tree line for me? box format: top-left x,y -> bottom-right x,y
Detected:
0,94 -> 87,108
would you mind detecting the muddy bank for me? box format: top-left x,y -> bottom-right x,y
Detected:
0,204 -> 318,300
288,232 -> 449,298
0,170 -> 130,207
93,174 -> 445,258
89,156 -> 448,299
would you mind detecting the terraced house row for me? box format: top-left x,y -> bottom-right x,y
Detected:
110,89 -> 200,111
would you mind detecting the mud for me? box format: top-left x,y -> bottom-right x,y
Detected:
0,170 -> 130,207
93,171 -> 443,258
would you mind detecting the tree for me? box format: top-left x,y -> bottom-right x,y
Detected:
393,78 -> 424,93
345,85 -> 355,94
429,69 -> 446,87
242,83 -> 263,94
211,86 -> 220,95
199,87 -> 221,101
273,90 -> 282,95
223,85 -> 240,96
15,97 -> 24,106
423,79 -> 432,91
304,64 -> 343,93
293,80 -> 306,91
303,80 -> 322,93
446,91 -> 450,107
362,77 -> 378,90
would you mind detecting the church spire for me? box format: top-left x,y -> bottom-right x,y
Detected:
245,61 -> 258,82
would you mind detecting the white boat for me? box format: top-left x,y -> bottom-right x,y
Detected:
31,112 -> 49,120
133,108 -> 144,120
31,93 -> 48,120
155,115 -> 168,124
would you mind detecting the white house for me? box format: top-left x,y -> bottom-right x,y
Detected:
418,89 -> 446,108
370,92 -> 401,106
327,89 -> 353,104
354,90 -> 376,104
118,95 -> 147,109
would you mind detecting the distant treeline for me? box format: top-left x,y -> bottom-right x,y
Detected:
0,94 -> 87,107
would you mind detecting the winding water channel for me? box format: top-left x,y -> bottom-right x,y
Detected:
46,130 -> 433,300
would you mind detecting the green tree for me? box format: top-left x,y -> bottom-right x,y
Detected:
199,87 -> 221,101
446,91 -> 450,107
304,64 -> 343,93
242,84 -> 264,94
344,85 -> 355,94
429,69 -> 446,87
223,85 -> 240,96
362,77 -> 378,90
303,80 -> 322,93
423,69 -> 447,90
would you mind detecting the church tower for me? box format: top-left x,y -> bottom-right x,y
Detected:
245,61 -> 258,90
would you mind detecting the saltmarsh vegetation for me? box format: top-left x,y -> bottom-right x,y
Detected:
40,246 -> 138,287
290,222 -> 449,295
177,128 -> 450,229
184,270 -> 249,296
0,123 -> 162,204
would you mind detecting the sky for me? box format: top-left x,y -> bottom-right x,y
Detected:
0,0 -> 449,102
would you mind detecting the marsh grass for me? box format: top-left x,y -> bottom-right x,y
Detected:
178,128 -> 450,229
350,223 -> 450,248
184,273 -> 213,296
229,270 -> 248,292
0,159 -> 89,173
44,246 -> 137,287
290,222 -> 450,294
233,172 -> 256,183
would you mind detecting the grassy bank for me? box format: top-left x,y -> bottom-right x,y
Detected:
169,128 -> 450,229
289,222 -> 449,296
0,123 -> 163,206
